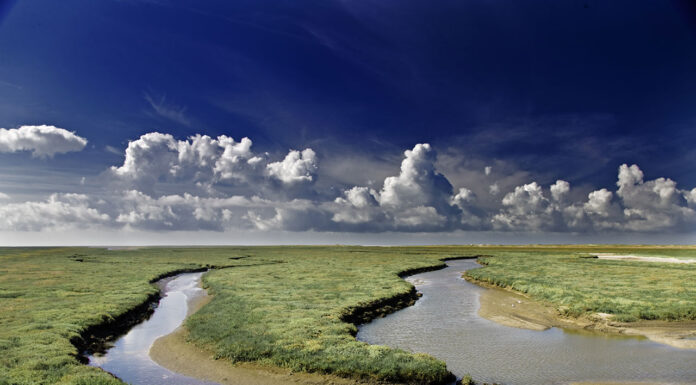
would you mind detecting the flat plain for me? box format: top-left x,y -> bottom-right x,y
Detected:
1,245 -> 695,385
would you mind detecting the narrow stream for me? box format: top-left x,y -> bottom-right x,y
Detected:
87,272 -> 219,385
357,259 -> 696,385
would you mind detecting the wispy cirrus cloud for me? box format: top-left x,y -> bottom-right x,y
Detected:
105,145 -> 122,155
144,92 -> 193,127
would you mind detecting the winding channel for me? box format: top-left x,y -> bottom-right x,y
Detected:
87,272 -> 218,385
87,261 -> 696,385
357,259 -> 696,385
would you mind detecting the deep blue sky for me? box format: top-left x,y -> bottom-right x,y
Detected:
2,0 -> 695,183
0,0 -> 695,244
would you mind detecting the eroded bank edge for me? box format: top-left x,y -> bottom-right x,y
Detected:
71,261 -> 283,366
462,256 -> 696,349
72,267 -> 209,364
73,256 -> 482,385
340,256 -> 483,328
340,255 -> 485,385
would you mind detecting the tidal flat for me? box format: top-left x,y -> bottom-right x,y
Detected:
1,245 -> 695,385
358,259 -> 696,385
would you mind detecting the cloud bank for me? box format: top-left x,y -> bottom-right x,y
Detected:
2,131 -> 695,236
0,125 -> 87,157
107,133 -> 319,198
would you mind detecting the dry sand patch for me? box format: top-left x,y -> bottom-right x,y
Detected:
594,253 -> 696,264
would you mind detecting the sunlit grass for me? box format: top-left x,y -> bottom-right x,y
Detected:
464,246 -> 696,322
0,246 -> 460,385
185,246 -> 459,384
0,247 -> 269,385
2,245 -> 695,385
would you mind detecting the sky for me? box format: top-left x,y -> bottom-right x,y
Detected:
0,0 -> 695,245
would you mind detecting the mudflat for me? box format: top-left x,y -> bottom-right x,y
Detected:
570,382 -> 689,385
474,281 -> 696,349
4,246 -> 695,385
150,329 -> 372,385
594,253 -> 696,264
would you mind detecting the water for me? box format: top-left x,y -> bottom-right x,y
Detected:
87,272 -> 219,385
357,260 -> 696,385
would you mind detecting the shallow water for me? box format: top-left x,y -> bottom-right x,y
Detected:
357,259 -> 696,385
88,272 -> 219,385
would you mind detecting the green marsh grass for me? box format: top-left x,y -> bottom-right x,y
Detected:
2,245 -> 695,385
0,247 -> 269,385
463,246 -> 696,322
1,246 -> 459,385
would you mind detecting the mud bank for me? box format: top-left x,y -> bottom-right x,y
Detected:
76,261 -> 284,365
72,267 -> 209,362
151,259 -> 470,385
341,257 -> 481,331
151,275 -> 370,385
151,329 -> 377,385
468,277 -> 696,349
359,258 -> 696,385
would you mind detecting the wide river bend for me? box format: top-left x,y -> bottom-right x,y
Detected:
357,259 -> 696,385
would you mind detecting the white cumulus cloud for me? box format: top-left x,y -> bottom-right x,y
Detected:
331,186 -> 382,224
583,188 -> 615,217
493,182 -> 559,231
331,143 -> 464,231
686,188 -> 696,208
0,125 -> 87,158
3,133 -> 694,236
108,132 -> 314,196
266,149 -> 318,184
0,193 -> 109,231
491,164 -> 696,233
614,164 -> 696,231
379,143 -> 454,214
550,180 -> 570,202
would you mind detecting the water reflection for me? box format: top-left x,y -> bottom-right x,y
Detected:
357,260 -> 696,385
88,272 -> 219,385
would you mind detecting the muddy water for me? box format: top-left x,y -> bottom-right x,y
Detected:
357,259 -> 696,385
87,272 -> 219,385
